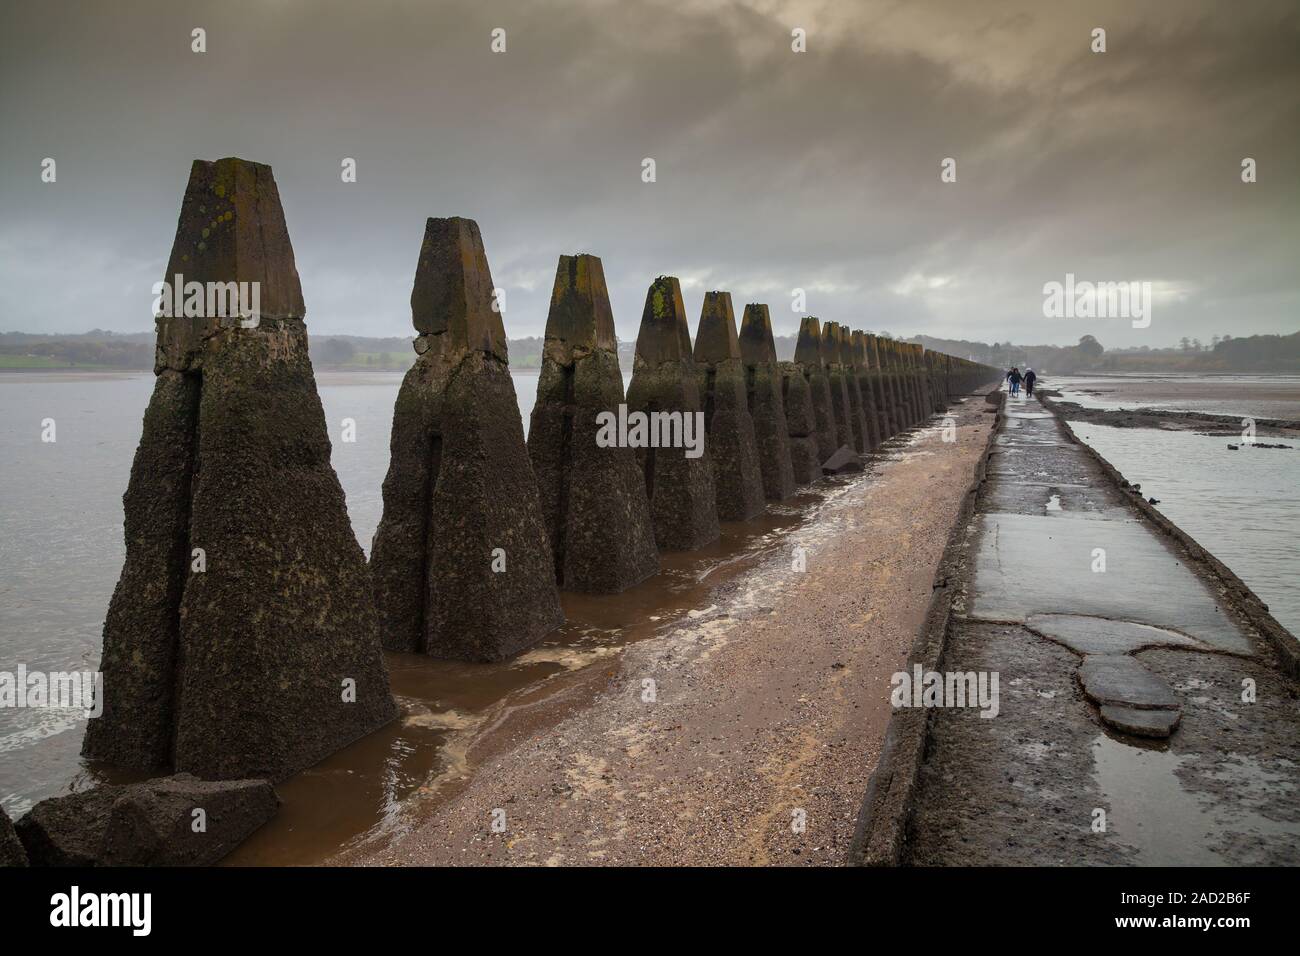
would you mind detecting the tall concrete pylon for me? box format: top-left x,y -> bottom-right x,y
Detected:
865,333 -> 892,444
909,343 -> 930,421
821,321 -> 856,454
884,337 -> 908,434
528,254 -> 659,593
851,330 -> 881,450
625,276 -> 720,550
370,217 -> 564,662
779,359 -> 821,484
835,324 -> 872,453
83,157 -> 397,781
738,304 -> 796,501
694,292 -> 766,521
795,316 -> 838,462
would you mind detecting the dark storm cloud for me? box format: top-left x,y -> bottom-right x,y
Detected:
1,0 -> 1296,348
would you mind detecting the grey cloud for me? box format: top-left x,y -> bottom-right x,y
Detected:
0,0 -> 1295,349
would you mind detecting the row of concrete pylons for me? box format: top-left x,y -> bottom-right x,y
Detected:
85,157 -> 1001,783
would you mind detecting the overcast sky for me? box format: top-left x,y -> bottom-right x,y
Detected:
2,0 -> 1296,349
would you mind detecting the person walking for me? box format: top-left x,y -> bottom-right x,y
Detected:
1024,367 -> 1037,397
1007,366 -> 1022,396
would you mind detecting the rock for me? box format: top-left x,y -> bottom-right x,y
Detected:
370,217 -> 564,660
83,158 -> 397,781
821,445 -> 864,475
0,805 -> 27,866
15,774 -> 277,867
794,316 -> 838,461
527,254 -> 659,593
625,277 -> 720,550
1078,655 -> 1180,710
738,304 -> 797,500
694,292 -> 766,521
778,360 -> 821,484
1099,705 -> 1181,739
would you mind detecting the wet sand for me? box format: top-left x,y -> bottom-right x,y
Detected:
334,396 -> 996,866
1052,374 -> 1300,423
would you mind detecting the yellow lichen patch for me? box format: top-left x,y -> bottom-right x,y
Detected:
214,184 -> 225,198
202,228 -> 210,238
224,210 -> 233,221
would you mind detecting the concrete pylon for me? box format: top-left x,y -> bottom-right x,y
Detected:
903,342 -> 919,425
836,324 -> 872,453
370,217 -> 564,662
83,157 -> 397,781
821,321 -> 856,454
795,316 -> 838,462
865,334 -> 891,444
930,352 -> 947,413
905,343 -> 925,424
625,277 -> 720,550
851,330 -> 881,450
694,292 -> 766,520
738,304 -> 796,501
884,337 -> 908,434
778,360 -> 821,484
528,254 -> 659,593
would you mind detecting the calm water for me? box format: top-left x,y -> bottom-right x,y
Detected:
1051,375 -> 1300,636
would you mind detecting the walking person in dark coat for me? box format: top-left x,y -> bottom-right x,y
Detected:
1024,367 -> 1037,397
1007,366 -> 1022,396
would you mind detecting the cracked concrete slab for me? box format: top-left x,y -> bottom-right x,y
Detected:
1099,705 -> 1181,738
1027,614 -> 1205,655
968,511 -> 1252,654
1078,655 -> 1180,710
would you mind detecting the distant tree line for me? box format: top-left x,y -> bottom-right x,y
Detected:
5,328 -> 1296,374
912,331 -> 1300,375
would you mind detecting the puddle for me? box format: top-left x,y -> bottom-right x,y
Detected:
1091,734 -> 1221,864
1092,735 -> 1300,864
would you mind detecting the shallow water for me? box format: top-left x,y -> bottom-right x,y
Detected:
1063,420 -> 1300,636
1053,373 -> 1300,421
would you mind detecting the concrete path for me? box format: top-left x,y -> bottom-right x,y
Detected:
906,391 -> 1300,866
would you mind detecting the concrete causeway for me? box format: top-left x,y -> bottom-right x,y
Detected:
904,391 -> 1300,865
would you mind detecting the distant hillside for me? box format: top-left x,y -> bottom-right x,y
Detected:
5,328 -> 1295,374
912,331 -> 1300,375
